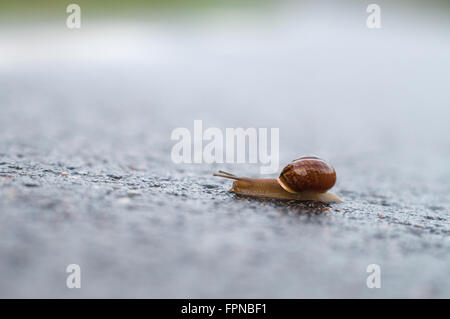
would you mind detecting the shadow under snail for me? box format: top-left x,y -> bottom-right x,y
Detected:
214,156 -> 342,203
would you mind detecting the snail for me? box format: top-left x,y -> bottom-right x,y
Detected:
214,156 -> 342,203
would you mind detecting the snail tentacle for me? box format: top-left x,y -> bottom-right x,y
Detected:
213,172 -> 243,181
218,170 -> 236,176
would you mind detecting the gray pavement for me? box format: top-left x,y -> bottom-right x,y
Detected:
0,2 -> 449,298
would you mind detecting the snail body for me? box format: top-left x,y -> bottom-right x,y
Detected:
214,156 -> 342,203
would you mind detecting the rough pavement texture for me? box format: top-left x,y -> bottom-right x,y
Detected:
0,4 -> 449,297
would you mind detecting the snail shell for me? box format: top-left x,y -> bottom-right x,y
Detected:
277,156 -> 336,193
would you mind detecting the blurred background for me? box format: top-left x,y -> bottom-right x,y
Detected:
0,0 -> 449,298
1,0 -> 449,168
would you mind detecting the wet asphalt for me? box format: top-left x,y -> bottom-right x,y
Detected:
0,3 -> 449,297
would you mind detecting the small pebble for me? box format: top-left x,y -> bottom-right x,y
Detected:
108,174 -> 123,180
127,190 -> 141,198
24,182 -> 39,187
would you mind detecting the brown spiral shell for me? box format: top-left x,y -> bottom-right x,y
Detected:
277,156 -> 336,193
